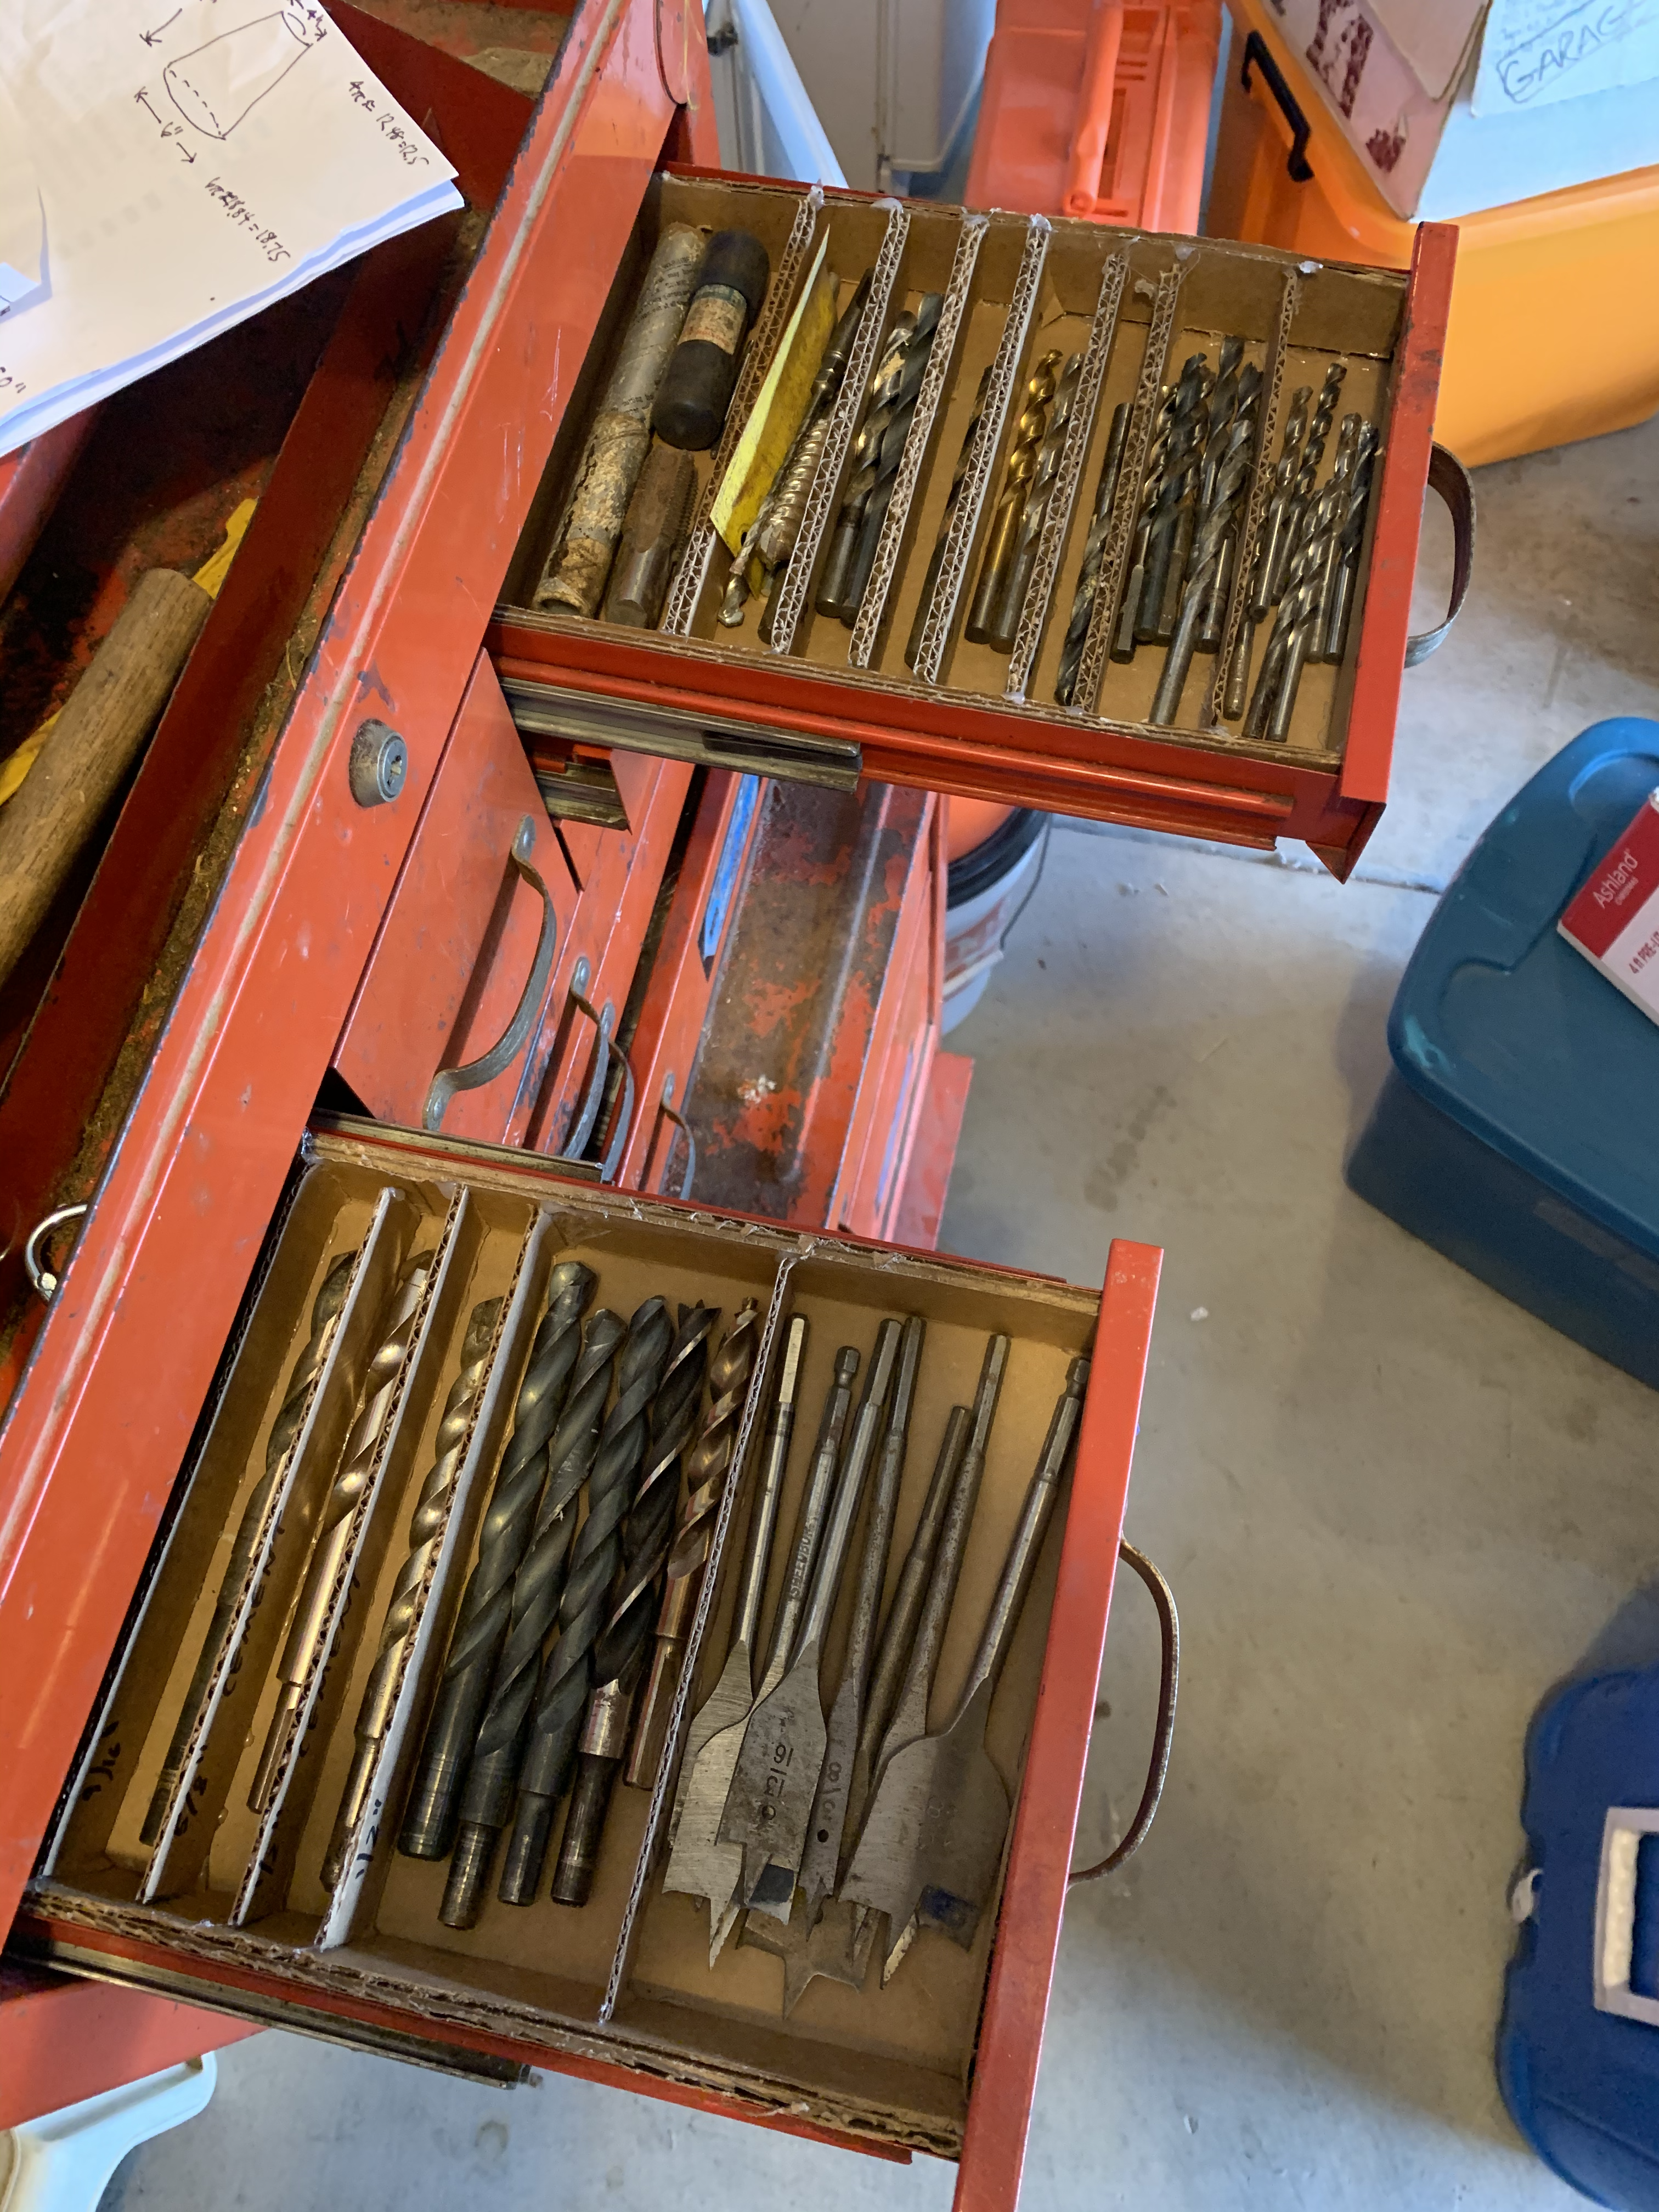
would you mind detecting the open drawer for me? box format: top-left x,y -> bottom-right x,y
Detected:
489,168 -> 1459,878
21,1118 -> 1161,2209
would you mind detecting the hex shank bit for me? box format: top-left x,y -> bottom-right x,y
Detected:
498,1296 -> 674,1904
427,1302 -> 623,1923
249,1253 -> 432,1814
322,1295 -> 501,1889
627,1299 -> 763,1788
141,1250 -> 359,1847
397,1262 -> 599,1860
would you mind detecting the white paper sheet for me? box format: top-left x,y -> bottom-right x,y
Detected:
0,0 -> 461,456
0,80 -> 46,312
1472,0 -> 1659,112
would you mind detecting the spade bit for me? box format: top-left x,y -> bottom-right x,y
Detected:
721,1322 -> 901,1920
661,1331 -> 851,1956
842,1355 -> 1090,1980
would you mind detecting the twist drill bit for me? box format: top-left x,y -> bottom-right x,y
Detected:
905,365 -> 991,670
1245,424 -> 1358,746
1308,410 -> 1363,641
249,1252 -> 432,1815
1321,419 -> 1379,663
720,272 -> 869,628
549,1303 -> 719,1906
1196,364 -> 1262,648
141,1250 -> 359,1846
322,1296 -> 502,1890
397,1262 -> 599,1860
986,349 -> 1082,653
428,1302 -> 623,1923
1223,382 -> 1311,719
1138,353 -> 1212,646
816,295 -> 945,622
1149,367 -> 1261,727
498,1296 -> 674,1904
1198,336 -> 1246,514
627,1299 -> 763,1788
1109,381 -> 1178,662
966,350 -> 1063,645
1271,362 -> 1345,605
1054,399 -> 1131,708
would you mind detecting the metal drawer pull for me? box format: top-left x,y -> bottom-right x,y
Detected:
1404,444 -> 1475,668
1240,30 -> 1314,184
654,1074 -> 697,1201
422,818 -> 558,1133
23,1201 -> 90,1302
558,982 -> 636,1182
1069,1539 -> 1179,1882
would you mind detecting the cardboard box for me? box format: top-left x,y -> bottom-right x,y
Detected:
1559,788 -> 1659,1029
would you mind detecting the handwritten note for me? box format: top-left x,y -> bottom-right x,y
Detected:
0,0 -> 461,456
1472,0 -> 1659,114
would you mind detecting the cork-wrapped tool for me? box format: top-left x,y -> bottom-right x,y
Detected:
534,224 -> 706,619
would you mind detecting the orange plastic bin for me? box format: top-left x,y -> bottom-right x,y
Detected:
1207,0 -> 1659,465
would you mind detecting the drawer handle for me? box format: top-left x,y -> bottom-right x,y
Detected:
1404,444 -> 1475,668
22,1200 -> 89,1302
1069,1539 -> 1180,1882
1240,30 -> 1314,184
653,1076 -> 697,1201
422,819 -> 558,1133
558,983 -> 637,1182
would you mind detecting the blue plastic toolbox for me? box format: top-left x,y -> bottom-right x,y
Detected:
1346,717 -> 1659,1390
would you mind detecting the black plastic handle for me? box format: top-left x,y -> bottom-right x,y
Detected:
1241,31 -> 1314,184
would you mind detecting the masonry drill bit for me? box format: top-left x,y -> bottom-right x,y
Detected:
1223,383 -> 1311,719
141,1250 -> 359,1847
1109,381 -> 1177,662
397,1262 -> 599,1860
905,365 -> 991,670
627,1300 -> 763,1788
1271,363 -> 1345,604
1054,399 -> 1130,708
816,295 -> 944,622
322,1296 -> 501,1891
1149,369 -> 1261,727
964,351 -> 1063,646
426,1301 -> 622,1922
549,1303 -> 718,1907
1321,419 -> 1379,663
498,1296 -> 674,1904
1138,353 -> 1211,646
985,350 -> 1082,653
719,273 -> 869,628
249,1252 -> 432,1815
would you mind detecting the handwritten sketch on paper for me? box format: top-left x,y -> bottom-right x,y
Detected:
1472,0 -> 1659,113
0,0 -> 461,456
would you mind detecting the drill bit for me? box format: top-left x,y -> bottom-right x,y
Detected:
1054,399 -> 1130,708
141,1250 -> 359,1847
249,1252 -> 432,1815
965,350 -> 1063,646
397,1262 -> 599,1860
627,1300 -> 763,1789
1245,419 -> 1359,746
498,1296 -> 674,1905
549,1302 -> 718,1907
1137,352 -> 1211,647
1196,366 -> 1262,649
1223,382 -> 1311,718
1149,366 -> 1261,727
904,365 -> 991,670
1197,336 -> 1246,514
427,1300 -> 622,1923
816,295 -> 944,622
1321,419 -> 1379,663
322,1295 -> 501,1891
1109,381 -> 1177,662
985,350 -> 1083,653
719,272 -> 869,628
1271,362 -> 1345,604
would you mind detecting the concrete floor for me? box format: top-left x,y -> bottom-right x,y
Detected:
104,413 -> 1659,2208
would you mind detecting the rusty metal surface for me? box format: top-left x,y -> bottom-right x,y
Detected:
683,780 -> 929,1224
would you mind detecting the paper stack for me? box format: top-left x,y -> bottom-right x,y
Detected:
0,0 -> 462,459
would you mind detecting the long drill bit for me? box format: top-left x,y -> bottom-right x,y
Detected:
626,1300 -> 763,1788
430,1302 -> 624,1923
1149,366 -> 1261,727
397,1262 -> 599,1860
834,304 -> 946,627
1245,415 -> 1361,746
1223,382 -> 1311,718
904,365 -> 991,670
321,1296 -> 501,1889
985,349 -> 1083,653
1271,362 -> 1345,604
1197,365 -> 1262,649
816,295 -> 945,622
1137,352 -> 1212,646
1321,419 -> 1379,663
1109,381 -> 1178,662
1197,336 -> 1246,514
141,1250 -> 359,1847
498,1295 -> 675,1904
248,1252 -> 432,1814
965,350 -> 1063,645
1054,399 -> 1131,708
549,1304 -> 718,1905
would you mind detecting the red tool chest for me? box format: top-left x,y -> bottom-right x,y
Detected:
0,0 -> 1447,2186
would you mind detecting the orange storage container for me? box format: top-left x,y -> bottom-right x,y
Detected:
967,0 -> 1221,234
1208,0 -> 1659,465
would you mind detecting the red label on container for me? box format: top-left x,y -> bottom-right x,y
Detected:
1561,791 -> 1659,958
